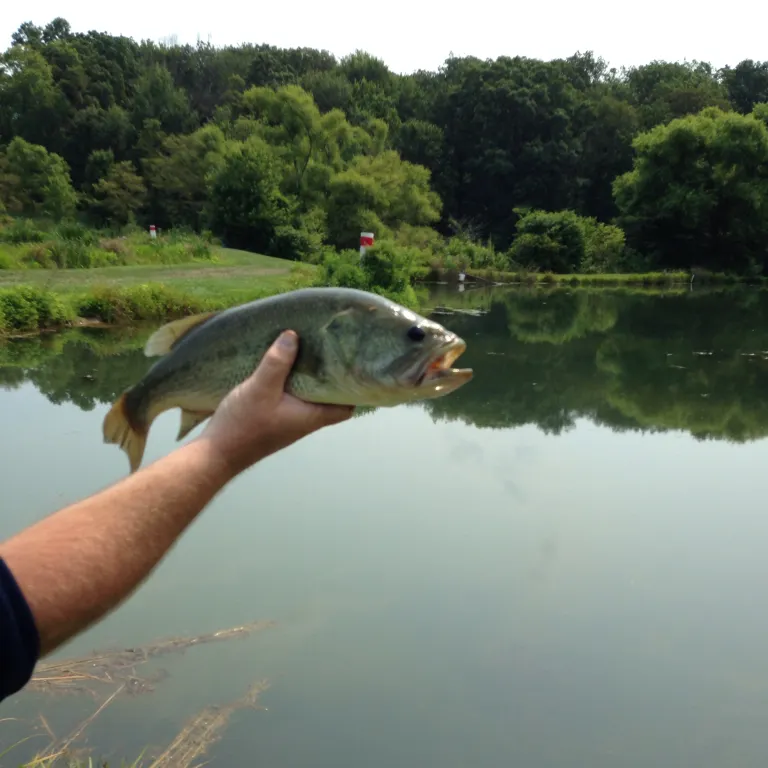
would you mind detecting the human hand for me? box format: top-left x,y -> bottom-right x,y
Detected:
199,330 -> 353,476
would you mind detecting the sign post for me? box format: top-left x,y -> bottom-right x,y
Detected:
360,231 -> 375,261
149,224 -> 157,239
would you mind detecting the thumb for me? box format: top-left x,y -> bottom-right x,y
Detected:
251,330 -> 299,391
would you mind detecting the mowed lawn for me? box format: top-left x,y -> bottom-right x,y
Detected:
0,248 -> 317,304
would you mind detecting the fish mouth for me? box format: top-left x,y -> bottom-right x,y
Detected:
416,338 -> 473,395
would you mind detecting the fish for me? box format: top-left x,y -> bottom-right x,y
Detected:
103,287 -> 473,473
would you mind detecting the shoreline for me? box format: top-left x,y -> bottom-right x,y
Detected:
430,268 -> 765,287
0,273 -> 763,340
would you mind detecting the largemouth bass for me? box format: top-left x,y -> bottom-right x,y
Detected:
103,287 -> 473,473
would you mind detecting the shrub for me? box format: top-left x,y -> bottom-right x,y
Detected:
580,219 -> 627,273
509,209 -> 628,274
0,218 -> 47,244
77,284 -> 212,324
270,225 -> 324,262
21,243 -> 54,268
0,285 -> 73,332
315,240 -> 422,308
54,220 -> 100,245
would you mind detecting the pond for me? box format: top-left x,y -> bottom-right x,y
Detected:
3,285 -> 768,767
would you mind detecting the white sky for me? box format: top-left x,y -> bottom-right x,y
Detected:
1,0 -> 766,75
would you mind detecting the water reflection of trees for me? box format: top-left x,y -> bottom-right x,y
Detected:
425,288 -> 768,443
0,328 -> 152,411
4,288 -> 768,443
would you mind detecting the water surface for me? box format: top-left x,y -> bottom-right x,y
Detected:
3,286 -> 768,767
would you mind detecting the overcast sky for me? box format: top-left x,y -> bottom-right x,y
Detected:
1,0 -> 764,74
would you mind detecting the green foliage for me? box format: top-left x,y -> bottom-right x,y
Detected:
316,239 -> 421,307
613,107 -> 768,272
0,285 -> 73,332
579,218 -> 627,273
318,249 -> 370,290
508,209 -> 627,274
142,124 -> 226,229
4,20 -> 768,277
0,217 -> 47,244
205,136 -> 292,252
77,283 -> 211,324
441,234 -> 506,272
720,60 -> 768,114
0,219 -> 215,270
88,161 -> 147,226
622,60 -> 731,129
0,137 -> 77,219
753,102 -> 768,128
509,210 -> 589,272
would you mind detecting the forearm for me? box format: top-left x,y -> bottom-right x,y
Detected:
0,437 -> 234,656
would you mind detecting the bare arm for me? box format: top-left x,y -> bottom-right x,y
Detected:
0,331 -> 352,656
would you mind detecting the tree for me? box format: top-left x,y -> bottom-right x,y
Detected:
509,210 -> 587,272
613,107 -> 768,272
429,55 -> 587,247
721,60 -> 768,114
143,124 -> 226,229
205,137 -> 292,252
130,64 -> 197,134
89,161 -> 147,226
621,60 -> 731,129
0,46 -> 68,149
0,137 -> 77,219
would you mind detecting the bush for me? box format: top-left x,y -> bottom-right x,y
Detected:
0,218 -> 47,244
77,284 -> 212,324
442,234 -> 506,271
54,220 -> 100,246
360,240 -> 423,294
270,225 -> 324,262
0,285 -> 73,332
315,240 -> 422,308
21,243 -> 54,268
317,249 -> 369,289
48,239 -> 93,268
509,209 -> 628,274
509,210 -> 586,273
580,219 -> 627,273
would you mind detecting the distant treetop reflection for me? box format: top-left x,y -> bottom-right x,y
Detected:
3,287 -> 768,443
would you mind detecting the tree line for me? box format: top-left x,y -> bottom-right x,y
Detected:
2,17 -> 768,274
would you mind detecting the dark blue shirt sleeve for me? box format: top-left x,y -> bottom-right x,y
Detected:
0,557 -> 40,702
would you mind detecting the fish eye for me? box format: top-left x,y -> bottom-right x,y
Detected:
407,325 -> 426,342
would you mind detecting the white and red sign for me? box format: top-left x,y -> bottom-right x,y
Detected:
360,232 -> 375,248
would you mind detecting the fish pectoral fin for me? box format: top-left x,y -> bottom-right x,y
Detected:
321,307 -> 359,336
144,311 -> 219,357
177,408 -> 213,441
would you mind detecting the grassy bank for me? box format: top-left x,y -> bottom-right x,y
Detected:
0,275 -> 315,335
0,219 -> 762,336
2,266 -> 763,336
441,267 -> 763,287
0,237 -> 318,333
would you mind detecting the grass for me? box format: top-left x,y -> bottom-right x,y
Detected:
0,244 -> 318,334
445,267 -> 759,287
0,218 -> 761,335
5,621 -> 274,767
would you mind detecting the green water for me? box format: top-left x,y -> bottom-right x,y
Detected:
3,286 -> 768,766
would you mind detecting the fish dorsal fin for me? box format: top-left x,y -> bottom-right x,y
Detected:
144,312 -> 218,357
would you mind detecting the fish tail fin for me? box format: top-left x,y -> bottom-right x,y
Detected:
103,393 -> 148,474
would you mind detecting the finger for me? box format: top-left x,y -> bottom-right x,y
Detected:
251,331 -> 299,391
